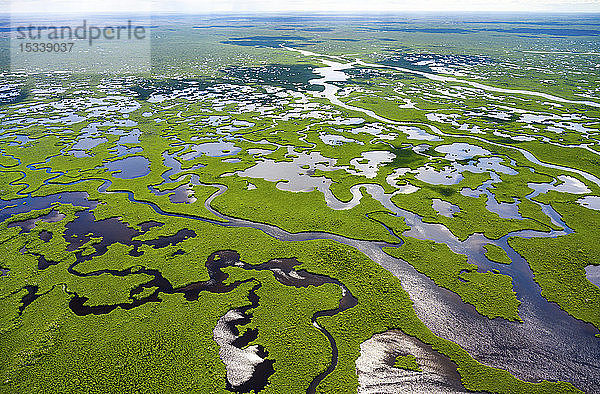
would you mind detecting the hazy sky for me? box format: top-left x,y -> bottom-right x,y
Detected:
4,0 -> 600,13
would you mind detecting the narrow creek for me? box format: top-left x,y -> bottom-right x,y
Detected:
279,47 -> 600,391
285,46 -> 600,188
2,49 -> 600,392
3,172 -> 599,392
254,47 -> 600,390
285,46 -> 600,109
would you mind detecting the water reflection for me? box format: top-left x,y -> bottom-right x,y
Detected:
432,199 -> 460,218
103,156 -> 151,179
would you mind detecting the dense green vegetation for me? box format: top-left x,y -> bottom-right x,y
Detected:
393,354 -> 421,372
509,197 -> 600,331
1,12 -> 598,394
484,244 -> 512,265
383,237 -> 521,321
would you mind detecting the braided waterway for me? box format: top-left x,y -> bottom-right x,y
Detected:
2,49 -> 600,391
285,46 -> 600,188
281,47 -> 600,391
2,169 -> 599,391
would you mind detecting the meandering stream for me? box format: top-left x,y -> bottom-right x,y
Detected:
2,48 -> 600,392
2,166 -> 599,392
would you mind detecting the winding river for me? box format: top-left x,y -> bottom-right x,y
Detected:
2,163 -> 599,392
2,48 -> 600,392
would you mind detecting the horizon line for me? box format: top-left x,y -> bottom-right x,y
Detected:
4,10 -> 600,15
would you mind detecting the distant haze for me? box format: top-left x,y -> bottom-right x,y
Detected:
4,0 -> 600,14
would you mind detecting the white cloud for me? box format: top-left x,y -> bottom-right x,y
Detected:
4,0 -> 600,13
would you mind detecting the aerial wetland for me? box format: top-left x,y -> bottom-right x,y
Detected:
1,11 -> 600,394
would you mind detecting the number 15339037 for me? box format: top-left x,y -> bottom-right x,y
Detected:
19,42 -> 74,52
